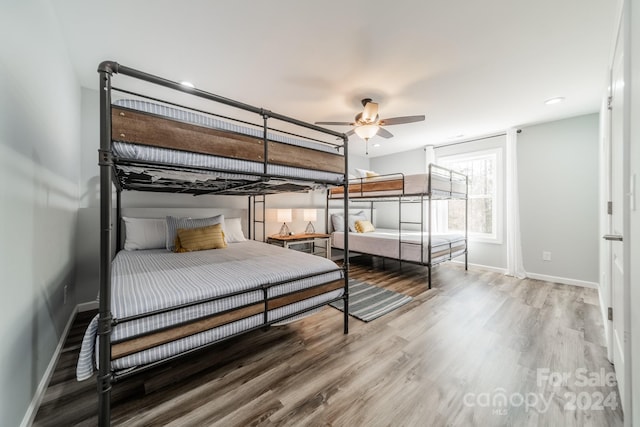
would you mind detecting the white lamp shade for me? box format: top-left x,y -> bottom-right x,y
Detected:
354,124 -> 379,140
276,208 -> 292,223
303,209 -> 317,222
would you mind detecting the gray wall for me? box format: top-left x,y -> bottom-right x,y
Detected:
0,1 -> 81,426
368,147 -> 431,232
518,114 -> 599,283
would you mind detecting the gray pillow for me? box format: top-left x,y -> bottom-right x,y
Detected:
166,214 -> 224,251
331,214 -> 345,232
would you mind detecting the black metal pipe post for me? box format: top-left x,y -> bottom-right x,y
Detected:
465,175 -> 469,270
420,194 -> 425,265
428,164 -> 433,289
398,197 -> 402,270
247,196 -> 252,240
325,192 -> 329,234
116,190 -> 122,251
342,134 -> 349,335
262,115 -> 268,175
97,63 -> 115,427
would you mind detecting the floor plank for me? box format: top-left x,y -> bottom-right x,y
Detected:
33,259 -> 623,426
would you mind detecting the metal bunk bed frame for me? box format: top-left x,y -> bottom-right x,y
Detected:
97,61 -> 351,426
326,163 -> 468,288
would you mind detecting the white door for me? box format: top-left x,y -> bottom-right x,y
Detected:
607,14 -> 626,413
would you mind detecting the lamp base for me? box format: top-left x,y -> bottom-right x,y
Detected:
305,222 -> 315,234
279,222 -> 290,237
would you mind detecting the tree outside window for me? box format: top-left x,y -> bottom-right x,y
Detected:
439,149 -> 500,241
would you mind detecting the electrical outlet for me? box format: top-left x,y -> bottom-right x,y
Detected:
542,251 -> 552,261
64,285 -> 68,304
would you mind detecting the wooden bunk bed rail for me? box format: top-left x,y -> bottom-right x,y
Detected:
111,279 -> 344,360
112,106 -> 345,174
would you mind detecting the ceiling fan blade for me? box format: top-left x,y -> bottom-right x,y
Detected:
361,101 -> 379,122
377,127 -> 394,139
315,121 -> 354,126
379,115 -> 425,126
345,129 -> 355,136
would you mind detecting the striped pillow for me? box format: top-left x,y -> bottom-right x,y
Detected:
166,215 -> 224,251
354,219 -> 375,233
175,224 -> 227,253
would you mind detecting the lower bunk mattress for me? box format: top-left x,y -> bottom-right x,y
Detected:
332,228 -> 466,264
77,240 -> 343,380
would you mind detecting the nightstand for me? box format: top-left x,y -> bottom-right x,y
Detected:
266,233 -> 331,259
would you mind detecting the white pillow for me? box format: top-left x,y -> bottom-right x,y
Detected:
354,168 -> 379,178
224,217 -> 246,243
123,217 -> 167,250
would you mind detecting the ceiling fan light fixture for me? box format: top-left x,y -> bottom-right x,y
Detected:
354,124 -> 379,141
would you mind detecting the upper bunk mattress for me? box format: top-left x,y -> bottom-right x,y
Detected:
329,173 -> 467,199
111,99 -> 344,183
77,240 -> 343,379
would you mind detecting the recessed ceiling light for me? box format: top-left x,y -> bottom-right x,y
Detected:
373,143 -> 380,147
180,81 -> 195,88
544,97 -> 565,105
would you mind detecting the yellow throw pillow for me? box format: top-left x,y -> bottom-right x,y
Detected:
354,219 -> 375,233
365,171 -> 380,178
174,224 -> 227,253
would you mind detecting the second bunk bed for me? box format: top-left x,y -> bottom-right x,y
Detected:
328,163 -> 468,288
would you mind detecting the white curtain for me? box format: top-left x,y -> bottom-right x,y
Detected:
425,144 -> 436,165
425,145 -> 446,232
505,129 -> 527,278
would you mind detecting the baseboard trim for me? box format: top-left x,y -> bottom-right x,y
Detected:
20,305 -> 78,427
449,260 -> 507,274
449,260 -> 599,288
525,272 -> 599,289
78,300 -> 98,312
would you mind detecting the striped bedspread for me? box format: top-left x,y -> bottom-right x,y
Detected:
77,241 -> 343,380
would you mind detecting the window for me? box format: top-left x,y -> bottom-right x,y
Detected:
438,148 -> 502,242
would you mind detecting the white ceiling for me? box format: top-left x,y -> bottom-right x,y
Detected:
51,0 -> 617,157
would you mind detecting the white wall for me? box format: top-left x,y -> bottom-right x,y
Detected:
518,114 -> 599,284
0,1 -> 81,426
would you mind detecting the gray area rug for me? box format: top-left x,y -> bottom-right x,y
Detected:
330,279 -> 412,322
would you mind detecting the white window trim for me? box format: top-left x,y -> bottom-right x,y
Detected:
437,148 -> 503,244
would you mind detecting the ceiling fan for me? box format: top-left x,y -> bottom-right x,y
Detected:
315,98 -> 425,154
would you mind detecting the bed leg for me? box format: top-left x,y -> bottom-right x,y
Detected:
465,251 -> 468,271
428,266 -> 432,289
343,294 -> 349,334
98,372 -> 112,427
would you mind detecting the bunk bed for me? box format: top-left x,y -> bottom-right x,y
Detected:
327,164 -> 468,288
86,61 -> 351,426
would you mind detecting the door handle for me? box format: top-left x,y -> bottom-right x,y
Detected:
602,234 -> 623,241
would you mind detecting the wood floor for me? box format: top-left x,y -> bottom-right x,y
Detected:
34,258 -> 623,426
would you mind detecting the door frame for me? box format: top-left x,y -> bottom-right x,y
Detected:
599,0 -> 632,422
